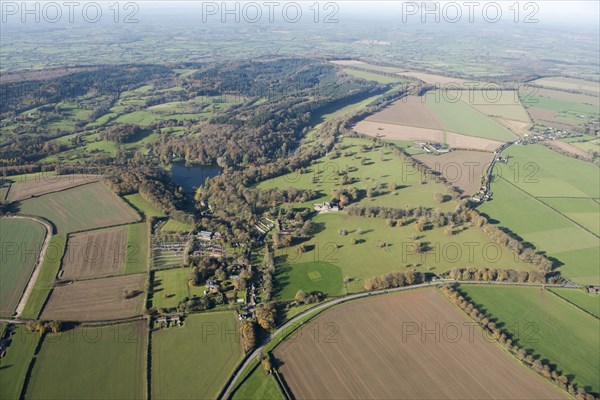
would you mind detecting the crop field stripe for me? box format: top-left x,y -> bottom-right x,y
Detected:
20,234 -> 67,319
499,175 -> 599,239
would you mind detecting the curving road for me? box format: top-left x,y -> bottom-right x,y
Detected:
219,279 -> 576,399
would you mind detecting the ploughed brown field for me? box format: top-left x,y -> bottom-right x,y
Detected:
61,226 -> 128,280
548,140 -> 593,160
7,174 -> 102,202
276,289 -> 567,400
365,96 -> 443,130
41,273 -> 145,321
414,150 -> 494,194
354,120 -> 502,152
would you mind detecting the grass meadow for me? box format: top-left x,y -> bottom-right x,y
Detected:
0,218 -> 46,317
151,312 -> 243,399
459,285 -> 600,393
26,322 -> 147,399
0,326 -> 41,400
20,234 -> 67,319
481,144 -> 599,285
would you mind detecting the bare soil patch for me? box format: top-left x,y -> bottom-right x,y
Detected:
354,121 -> 502,151
365,96 -> 442,129
276,289 -> 567,400
41,274 -> 145,321
7,174 -> 102,202
353,120 -> 444,142
414,150 -> 494,194
548,140 -> 593,160
61,226 -> 128,280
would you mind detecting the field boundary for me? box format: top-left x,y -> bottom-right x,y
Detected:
498,175 -> 599,239
547,289 -> 600,320
6,176 -> 103,203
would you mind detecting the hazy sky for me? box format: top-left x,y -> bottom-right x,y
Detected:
147,1 -> 600,27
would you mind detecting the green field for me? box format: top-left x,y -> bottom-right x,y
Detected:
425,92 -> 517,141
161,218 -> 193,233
124,223 -> 150,274
258,137 -> 455,211
481,144 -> 600,285
459,285 -> 600,393
26,322 -> 147,399
151,312 -> 243,399
231,364 -> 284,400
276,213 -> 534,293
275,261 -> 345,300
0,218 -> 46,317
549,288 -> 600,318
153,267 -> 205,310
342,68 -> 404,84
124,193 -> 166,218
18,182 -> 140,233
20,234 -> 67,319
0,326 -> 41,400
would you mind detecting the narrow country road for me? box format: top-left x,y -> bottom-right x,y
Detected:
219,279 -> 577,399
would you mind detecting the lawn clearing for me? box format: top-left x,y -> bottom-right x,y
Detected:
20,234 -> 67,319
18,182 -> 140,234
61,226 -> 128,280
0,217 -> 46,317
26,322 -> 147,400
6,174 -> 102,202
458,285 -> 600,393
276,289 -> 567,399
0,326 -> 41,400
274,261 -> 344,300
151,312 -> 243,400
41,273 -> 146,321
152,267 -> 204,310
123,193 -> 166,218
160,218 -> 193,233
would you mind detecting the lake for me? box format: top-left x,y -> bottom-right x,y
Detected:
171,163 -> 221,193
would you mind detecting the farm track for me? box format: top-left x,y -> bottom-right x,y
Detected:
7,216 -> 53,318
220,280 -> 581,400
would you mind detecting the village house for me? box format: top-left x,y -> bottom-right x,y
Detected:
314,202 -> 340,213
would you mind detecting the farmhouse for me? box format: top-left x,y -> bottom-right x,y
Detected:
588,286 -> 600,294
313,202 -> 340,213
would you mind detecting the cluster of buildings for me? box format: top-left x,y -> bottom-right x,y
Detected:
471,186 -> 492,203
414,142 -> 451,154
313,202 -> 340,213
156,313 -> 184,328
192,231 -> 227,257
